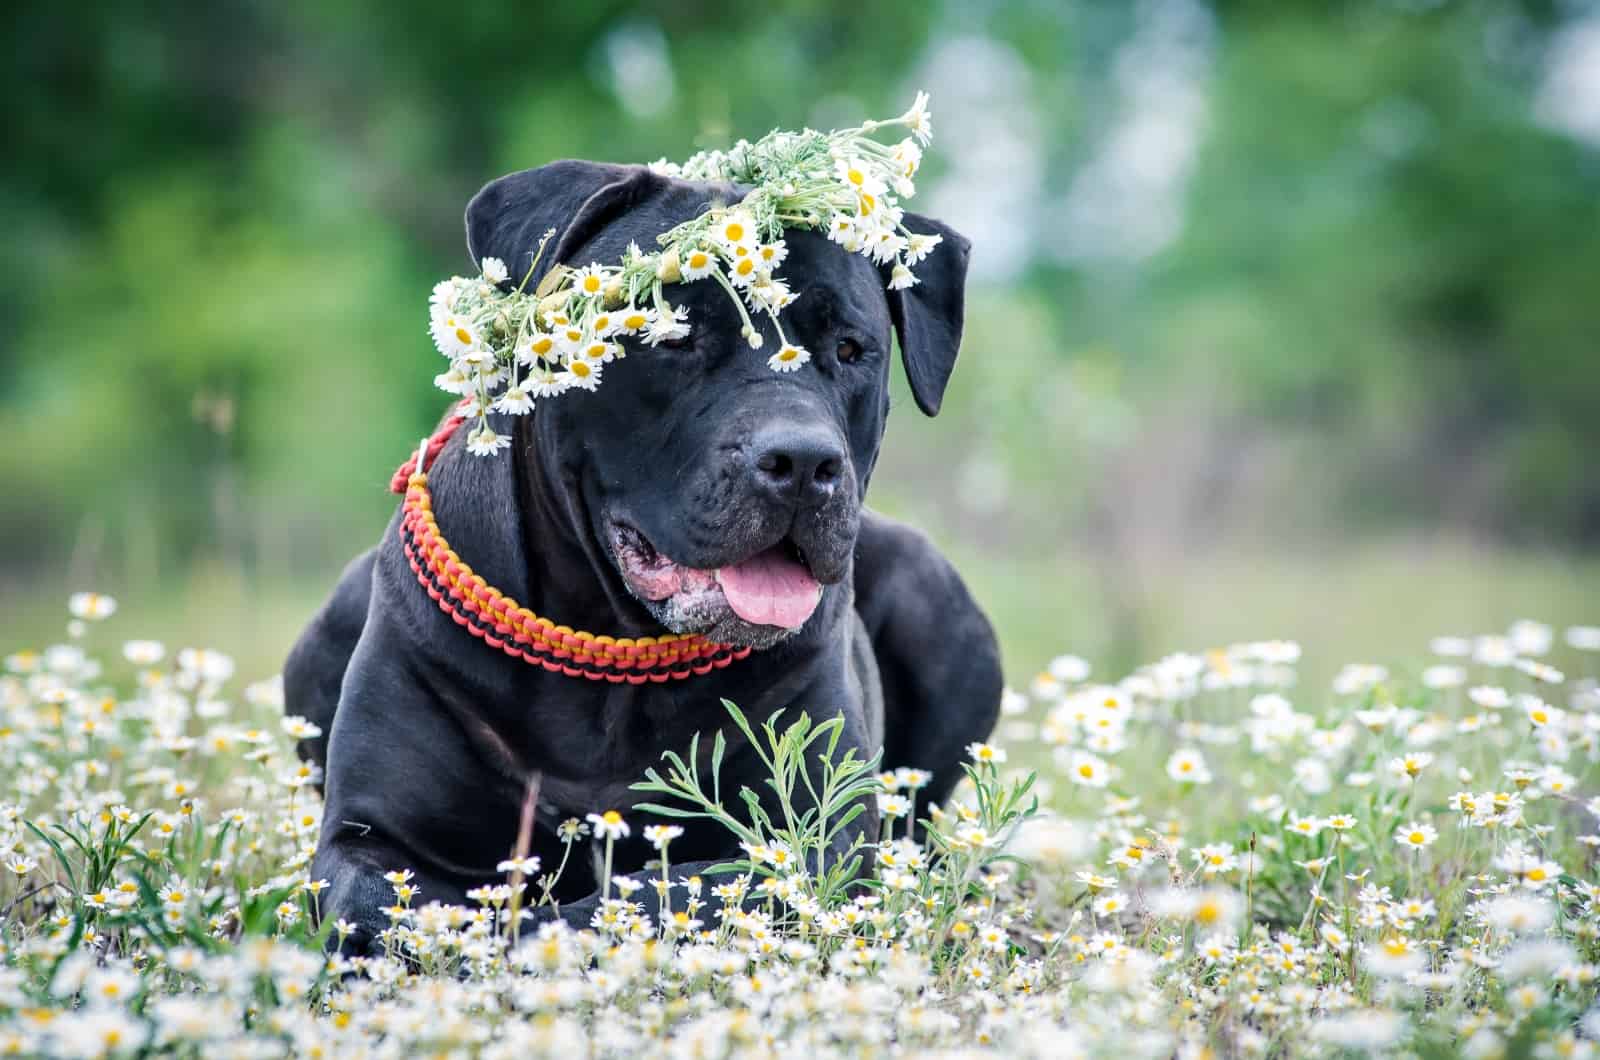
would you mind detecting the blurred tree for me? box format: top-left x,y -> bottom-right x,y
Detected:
2,0 -> 1597,601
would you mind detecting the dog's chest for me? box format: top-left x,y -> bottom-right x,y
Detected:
505,680 -> 712,803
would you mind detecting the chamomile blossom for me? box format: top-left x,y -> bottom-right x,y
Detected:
466,427 -> 511,457
480,256 -> 508,284
425,99 -> 947,453
560,358 -> 603,392
678,247 -> 716,281
767,344 -> 810,373
1165,748 -> 1212,784
68,592 -> 117,620
1394,822 -> 1438,849
587,810 -> 630,841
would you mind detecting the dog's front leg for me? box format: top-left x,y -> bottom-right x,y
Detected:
315,828 -> 473,954
310,619 -> 517,953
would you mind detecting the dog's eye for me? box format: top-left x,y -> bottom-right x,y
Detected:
837,338 -> 864,364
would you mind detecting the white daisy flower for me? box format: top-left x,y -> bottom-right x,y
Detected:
1068,751 -> 1111,788
891,138 -> 923,177
904,231 -> 943,265
768,344 -> 810,373
68,592 -> 117,621
577,340 -> 620,364
560,358 -> 603,392
480,256 -> 508,284
744,276 -> 796,315
826,214 -> 864,252
713,212 -> 757,250
868,229 -> 907,265
122,640 -> 164,665
643,824 -> 683,850
727,252 -> 763,288
587,810 -> 630,841
525,370 -> 568,398
497,855 -> 541,875
1166,748 -> 1212,785
903,89 -> 934,145
834,156 -> 886,198
554,324 -> 587,354
434,366 -> 472,394
888,263 -> 917,290
519,331 -> 558,365
967,742 -> 1007,765
1395,822 -> 1438,849
429,277 -> 460,312
431,314 -> 481,358
493,387 -> 534,415
679,246 -> 717,282
466,427 -> 511,457
456,349 -> 500,377
571,264 -> 609,298
645,306 -> 691,345
615,306 -> 654,334
756,241 -> 788,270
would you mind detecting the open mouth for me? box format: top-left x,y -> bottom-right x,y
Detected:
609,521 -> 823,633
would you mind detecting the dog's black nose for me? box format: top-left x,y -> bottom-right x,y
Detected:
750,424 -> 844,507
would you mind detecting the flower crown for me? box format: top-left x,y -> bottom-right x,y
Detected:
428,93 -> 938,456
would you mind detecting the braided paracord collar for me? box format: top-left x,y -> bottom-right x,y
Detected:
391,413 -> 754,683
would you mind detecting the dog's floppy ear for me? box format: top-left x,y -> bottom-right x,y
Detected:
465,160 -> 663,288
885,212 -> 971,417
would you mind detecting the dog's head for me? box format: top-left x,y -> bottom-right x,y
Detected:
465,161 -> 969,648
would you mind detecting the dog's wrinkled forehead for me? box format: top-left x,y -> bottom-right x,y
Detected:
465,159 -> 972,416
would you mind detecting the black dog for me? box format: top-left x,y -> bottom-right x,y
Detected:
284,160 -> 1002,950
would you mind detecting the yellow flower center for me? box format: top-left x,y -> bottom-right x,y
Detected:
454,326 -> 472,346
725,222 -> 745,242
735,258 -> 756,277
571,362 -> 591,378
530,337 -> 553,355
602,810 -> 622,825
1078,764 -> 1095,779
779,348 -> 799,362
623,314 -> 647,330
688,252 -> 709,268
582,275 -> 602,293
1409,832 -> 1425,845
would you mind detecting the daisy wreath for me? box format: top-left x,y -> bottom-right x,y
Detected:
427,93 -> 940,456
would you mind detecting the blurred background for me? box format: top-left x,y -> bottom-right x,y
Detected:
4,0 -> 1598,686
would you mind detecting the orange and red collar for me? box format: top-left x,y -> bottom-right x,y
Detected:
392,411 -> 752,683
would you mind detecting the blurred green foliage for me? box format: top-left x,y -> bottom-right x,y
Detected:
3,0 -> 1598,628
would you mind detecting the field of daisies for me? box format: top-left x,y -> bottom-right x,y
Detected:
4,597 -> 1600,1057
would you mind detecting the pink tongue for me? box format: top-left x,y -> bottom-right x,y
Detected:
715,546 -> 822,629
